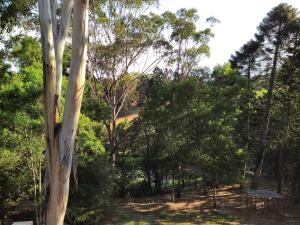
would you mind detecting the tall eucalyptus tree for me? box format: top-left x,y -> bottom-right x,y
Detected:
87,0 -> 168,165
38,0 -> 89,224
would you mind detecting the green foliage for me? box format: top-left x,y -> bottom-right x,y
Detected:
136,64 -> 245,190
66,157 -> 114,225
1,1 -> 300,223
65,114 -> 111,225
91,0 -> 167,78
0,61 -> 44,220
0,34 -> 110,223
77,114 -> 106,161
162,8 -> 217,77
6,35 -> 42,67
0,63 -> 43,112
231,3 -> 300,191
0,0 -> 36,31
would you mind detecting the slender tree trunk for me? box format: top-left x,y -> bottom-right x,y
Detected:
203,173 -> 208,196
292,156 -> 300,204
275,109 -> 289,194
32,166 -> 39,225
109,115 -> 117,165
176,169 -> 181,198
165,173 -> 168,190
38,161 -> 43,225
154,171 -> 162,193
275,148 -> 283,193
251,34 -> 281,189
158,175 -> 162,192
292,167 -> 296,197
172,172 -> 175,202
147,170 -> 152,193
244,58 -> 251,176
38,0 -> 89,224
213,174 -> 218,208
213,184 -> 217,209
154,171 -> 158,193
181,167 -> 185,189
144,130 -> 152,192
293,164 -> 300,204
106,103 -> 119,166
176,178 -> 181,198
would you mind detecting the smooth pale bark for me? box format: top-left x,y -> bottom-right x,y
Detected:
55,0 -> 73,98
38,0 -> 57,153
38,0 -> 89,224
109,113 -> 117,164
106,92 -> 129,165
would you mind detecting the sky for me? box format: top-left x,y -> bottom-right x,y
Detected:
158,0 -> 300,68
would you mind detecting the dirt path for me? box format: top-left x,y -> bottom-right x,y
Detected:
106,185 -> 300,225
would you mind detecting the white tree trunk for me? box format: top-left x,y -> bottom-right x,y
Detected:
38,0 -> 89,224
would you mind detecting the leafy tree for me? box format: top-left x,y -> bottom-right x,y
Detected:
230,37 -> 263,175
162,8 -> 218,78
0,0 -> 36,31
190,64 -> 245,206
138,64 -> 244,201
66,115 -> 111,225
87,0 -> 168,165
5,35 -> 42,68
271,18 -> 300,193
0,61 -> 44,223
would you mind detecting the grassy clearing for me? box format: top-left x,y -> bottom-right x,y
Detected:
120,210 -> 239,225
105,185 -> 300,225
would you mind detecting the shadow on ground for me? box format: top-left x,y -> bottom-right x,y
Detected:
105,185 -> 300,225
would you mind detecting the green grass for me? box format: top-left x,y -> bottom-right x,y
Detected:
123,221 -> 151,225
118,210 -> 238,225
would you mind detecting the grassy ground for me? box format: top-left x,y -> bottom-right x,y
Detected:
119,210 -> 238,225
105,185 -> 300,225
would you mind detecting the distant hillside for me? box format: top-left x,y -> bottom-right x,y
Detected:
116,107 -> 140,125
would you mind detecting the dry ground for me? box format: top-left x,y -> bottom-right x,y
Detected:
106,185 -> 300,225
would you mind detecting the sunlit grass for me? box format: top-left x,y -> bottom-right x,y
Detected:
119,210 -> 238,225
123,221 -> 151,225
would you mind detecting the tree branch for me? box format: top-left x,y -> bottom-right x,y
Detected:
55,0 -> 74,98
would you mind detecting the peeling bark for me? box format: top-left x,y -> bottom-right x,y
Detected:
38,0 -> 89,224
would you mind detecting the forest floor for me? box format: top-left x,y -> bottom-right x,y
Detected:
106,185 -> 300,225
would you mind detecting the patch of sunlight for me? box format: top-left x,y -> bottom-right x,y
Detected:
123,221 -> 151,225
255,88 -> 267,98
201,214 -> 240,225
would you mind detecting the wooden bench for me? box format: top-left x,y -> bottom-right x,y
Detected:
245,189 -> 284,213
